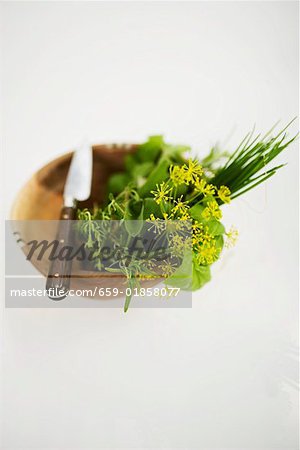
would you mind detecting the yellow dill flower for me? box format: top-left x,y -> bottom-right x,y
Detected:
178,212 -> 191,220
173,195 -> 190,215
170,234 -> 185,257
147,215 -> 166,233
194,178 -> 207,193
151,182 -> 172,205
209,201 -> 222,220
159,260 -> 177,277
172,233 -> 185,249
218,185 -> 231,203
146,259 -> 156,269
170,234 -> 192,257
194,177 -> 216,196
196,241 -> 220,265
203,184 -> 216,196
202,201 -> 222,220
202,208 -> 211,221
192,229 -> 204,246
192,224 -> 213,247
169,165 -> 187,186
192,220 -> 202,231
200,226 -> 213,245
225,226 -> 238,248
183,159 -> 203,183
162,212 -> 178,234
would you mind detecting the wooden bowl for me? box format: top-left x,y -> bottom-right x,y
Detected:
11,144 -> 161,300
11,144 -> 137,221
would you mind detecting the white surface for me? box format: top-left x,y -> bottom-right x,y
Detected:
1,2 -> 299,449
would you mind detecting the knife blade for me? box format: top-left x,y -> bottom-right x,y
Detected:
46,143 -> 93,300
64,141 -> 93,207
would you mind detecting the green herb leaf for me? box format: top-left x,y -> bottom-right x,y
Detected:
189,203 -> 205,221
214,235 -> 224,251
165,251 -> 193,290
132,161 -> 154,179
107,173 -> 131,195
138,158 -> 171,197
143,198 -> 163,219
207,220 -> 225,236
165,251 -> 211,291
135,135 -> 164,162
191,261 -> 211,291
124,200 -> 144,236
162,144 -> 190,162
124,154 -> 137,173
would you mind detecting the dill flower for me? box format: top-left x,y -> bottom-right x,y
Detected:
202,201 -> 222,220
163,212 -> 173,221
146,258 -> 156,269
170,234 -> 192,258
163,213 -> 186,234
169,165 -> 187,186
192,220 -> 202,231
172,233 -> 185,249
170,234 -> 186,257
173,195 -> 190,215
183,159 -> 203,183
218,185 -> 231,203
200,226 -> 213,245
225,226 -> 238,248
192,224 -> 213,247
147,215 -> 166,233
178,212 -> 191,221
202,205 -> 212,221
192,226 -> 202,245
159,260 -> 178,277
192,229 -> 202,247
203,184 -> 216,196
196,241 -> 220,265
194,177 -> 215,196
194,178 -> 207,193
151,182 -> 172,205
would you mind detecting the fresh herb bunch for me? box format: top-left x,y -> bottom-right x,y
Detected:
78,122 -> 297,311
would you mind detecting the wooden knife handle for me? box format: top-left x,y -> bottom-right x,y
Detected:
46,206 -> 76,300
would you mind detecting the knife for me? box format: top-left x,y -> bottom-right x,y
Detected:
46,143 -> 93,300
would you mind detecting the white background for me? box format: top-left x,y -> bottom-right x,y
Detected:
1,2 -> 299,449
